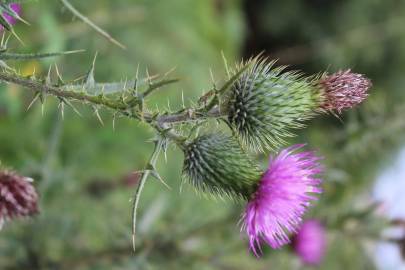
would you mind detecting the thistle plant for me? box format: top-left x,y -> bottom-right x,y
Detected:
0,0 -> 374,258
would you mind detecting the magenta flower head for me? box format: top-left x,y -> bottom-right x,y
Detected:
241,145 -> 323,256
293,219 -> 327,266
0,3 -> 21,31
319,69 -> 371,113
0,170 -> 39,228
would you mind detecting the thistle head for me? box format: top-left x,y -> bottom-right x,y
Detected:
319,70 -> 371,113
0,3 -> 21,31
241,145 -> 323,256
0,170 -> 39,228
293,219 -> 327,266
182,133 -> 262,200
226,58 -> 321,152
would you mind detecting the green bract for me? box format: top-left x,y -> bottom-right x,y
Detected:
225,59 -> 323,152
182,133 -> 262,199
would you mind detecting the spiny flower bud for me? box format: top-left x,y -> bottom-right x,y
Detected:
0,170 -> 38,228
182,133 -> 262,199
225,58 -> 321,151
318,69 -> 371,113
0,3 -> 21,31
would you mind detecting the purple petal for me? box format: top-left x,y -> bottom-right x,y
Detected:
242,145 -> 323,256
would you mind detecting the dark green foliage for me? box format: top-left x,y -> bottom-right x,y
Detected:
226,58 -> 322,151
182,133 -> 262,199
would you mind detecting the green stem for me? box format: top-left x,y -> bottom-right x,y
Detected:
0,72 -> 131,111
131,139 -> 164,252
60,0 -> 126,50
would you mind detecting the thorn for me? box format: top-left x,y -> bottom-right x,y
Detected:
146,68 -> 152,86
221,50 -> 230,79
46,65 -> 52,85
135,63 -> 140,95
0,32 -> 4,47
112,112 -> 117,131
58,99 -> 65,119
62,49 -> 86,55
86,52 -> 97,88
10,28 -> 25,46
123,77 -> 128,93
209,67 -> 216,87
26,92 -> 40,111
181,90 -> 185,109
63,99 -> 82,117
93,107 -> 104,126
54,63 -> 64,85
149,168 -> 171,190
163,66 -> 177,78
4,33 -> 11,48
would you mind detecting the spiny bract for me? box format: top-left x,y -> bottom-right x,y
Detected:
182,133 -> 262,200
225,58 -> 322,152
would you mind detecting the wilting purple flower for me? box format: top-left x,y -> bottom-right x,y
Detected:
319,70 -> 371,113
241,145 -> 323,256
0,3 -> 21,31
293,219 -> 327,266
0,170 -> 38,228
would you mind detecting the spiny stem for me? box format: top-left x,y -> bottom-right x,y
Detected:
131,139 -> 164,252
0,71 -> 132,111
0,50 -> 85,60
0,70 -> 228,153
0,71 -> 225,125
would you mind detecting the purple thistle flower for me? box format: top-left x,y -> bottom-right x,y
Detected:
241,145 -> 323,256
0,170 -> 38,228
293,219 -> 327,266
319,69 -> 371,113
0,3 -> 21,31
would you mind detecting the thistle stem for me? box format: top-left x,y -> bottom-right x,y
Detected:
131,138 -> 163,252
60,0 -> 127,50
0,71 -> 225,136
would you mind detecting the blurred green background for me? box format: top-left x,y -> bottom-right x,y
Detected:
1,0 -> 405,269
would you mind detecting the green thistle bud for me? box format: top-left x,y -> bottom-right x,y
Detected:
225,58 -> 322,151
182,133 -> 262,199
